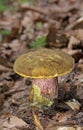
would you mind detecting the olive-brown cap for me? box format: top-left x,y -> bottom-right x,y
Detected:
14,48 -> 74,78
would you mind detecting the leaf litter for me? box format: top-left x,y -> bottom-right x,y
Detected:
0,0 -> 83,130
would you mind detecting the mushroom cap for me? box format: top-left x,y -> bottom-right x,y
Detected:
14,48 -> 74,78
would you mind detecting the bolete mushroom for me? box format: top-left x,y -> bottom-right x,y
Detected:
14,48 -> 74,108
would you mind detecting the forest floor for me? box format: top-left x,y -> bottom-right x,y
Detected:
0,0 -> 83,130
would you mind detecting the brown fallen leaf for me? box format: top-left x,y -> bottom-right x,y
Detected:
56,127 -> 83,130
20,4 -> 47,15
73,17 -> 83,29
74,29 -> 83,40
66,99 -> 81,111
46,25 -> 68,48
62,48 -> 83,62
3,115 -> 28,129
68,36 -> 80,49
0,65 -> 12,72
0,93 -> 5,106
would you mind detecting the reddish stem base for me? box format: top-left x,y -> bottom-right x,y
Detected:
32,77 -> 58,100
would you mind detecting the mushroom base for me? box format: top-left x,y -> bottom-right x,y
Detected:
30,77 -> 58,108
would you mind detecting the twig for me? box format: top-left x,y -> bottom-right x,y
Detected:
19,4 -> 58,24
19,5 -> 47,15
5,88 -> 27,97
50,120 -> 79,127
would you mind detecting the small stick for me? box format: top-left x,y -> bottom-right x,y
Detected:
5,88 -> 27,97
19,4 -> 58,25
49,120 -> 79,127
19,5 -> 47,15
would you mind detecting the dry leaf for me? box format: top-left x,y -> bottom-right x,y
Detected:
33,113 -> 44,130
3,115 -> 28,129
66,99 -> 81,111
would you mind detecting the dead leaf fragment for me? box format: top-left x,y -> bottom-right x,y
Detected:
57,127 -> 75,130
76,86 -> 83,100
62,48 -> 83,62
46,25 -> 68,48
74,29 -> 83,40
57,127 -> 83,130
3,115 -> 28,129
0,65 -> 12,72
74,17 -> 83,29
0,93 -> 5,106
68,36 -> 80,49
66,99 -> 81,111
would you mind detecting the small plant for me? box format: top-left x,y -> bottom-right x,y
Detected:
0,0 -> 8,12
0,29 -> 11,36
36,22 -> 43,28
20,0 -> 29,4
30,36 -> 47,48
20,0 -> 37,5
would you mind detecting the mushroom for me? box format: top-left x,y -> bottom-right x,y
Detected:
14,48 -> 74,108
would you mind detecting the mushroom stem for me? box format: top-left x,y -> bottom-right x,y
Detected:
31,77 -> 58,107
